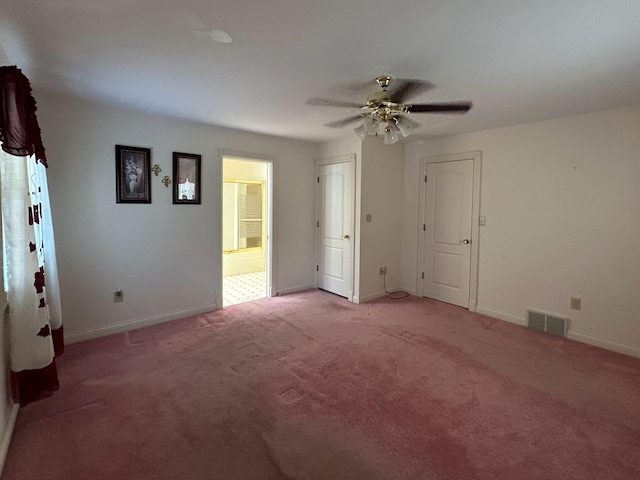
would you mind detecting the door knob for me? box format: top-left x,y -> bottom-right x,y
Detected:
343,234 -> 350,239
462,239 -> 470,244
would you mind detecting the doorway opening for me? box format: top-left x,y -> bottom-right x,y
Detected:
222,156 -> 272,307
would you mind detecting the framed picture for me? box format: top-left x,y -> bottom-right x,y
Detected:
115,145 -> 151,203
173,152 -> 201,204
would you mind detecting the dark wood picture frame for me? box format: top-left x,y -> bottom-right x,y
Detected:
173,152 -> 201,204
115,145 -> 151,204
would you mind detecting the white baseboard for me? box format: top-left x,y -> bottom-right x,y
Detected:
0,403 -> 19,476
65,303 -> 218,344
568,331 -> 640,359
399,287 -> 419,297
357,285 -> 416,304
475,306 -> 528,327
275,283 -> 316,296
358,290 -> 388,303
476,305 -> 640,359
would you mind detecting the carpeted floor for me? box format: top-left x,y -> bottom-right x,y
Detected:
4,289 -> 640,479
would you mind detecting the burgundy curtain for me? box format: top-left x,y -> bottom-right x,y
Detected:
0,66 -> 63,405
0,66 -> 47,167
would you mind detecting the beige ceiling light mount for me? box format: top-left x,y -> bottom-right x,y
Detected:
307,75 -> 472,144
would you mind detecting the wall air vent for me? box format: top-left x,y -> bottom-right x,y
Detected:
526,309 -> 568,338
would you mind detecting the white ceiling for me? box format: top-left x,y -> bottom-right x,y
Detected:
2,0 -> 640,143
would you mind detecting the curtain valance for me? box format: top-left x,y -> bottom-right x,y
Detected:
0,66 -> 47,167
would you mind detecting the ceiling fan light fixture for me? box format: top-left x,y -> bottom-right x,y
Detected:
383,125 -> 399,145
194,29 -> 233,43
390,120 -> 403,137
363,115 -> 378,134
209,29 -> 232,43
309,75 -> 472,145
354,124 -> 368,140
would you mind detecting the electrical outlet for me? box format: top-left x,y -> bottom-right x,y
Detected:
114,289 -> 124,303
570,297 -> 581,310
379,266 -> 387,275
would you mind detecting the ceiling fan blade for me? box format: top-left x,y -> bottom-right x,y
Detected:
407,101 -> 472,113
306,97 -> 363,108
323,114 -> 363,128
395,114 -> 421,137
389,79 -> 434,104
397,114 -> 421,129
328,79 -> 381,100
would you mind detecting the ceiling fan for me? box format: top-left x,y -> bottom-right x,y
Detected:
307,75 -> 472,144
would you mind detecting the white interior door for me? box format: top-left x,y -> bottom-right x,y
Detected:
317,161 -> 354,299
423,159 -> 473,307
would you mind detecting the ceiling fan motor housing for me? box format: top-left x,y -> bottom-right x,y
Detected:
375,75 -> 394,90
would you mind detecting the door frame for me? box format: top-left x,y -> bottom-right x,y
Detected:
315,154 -> 356,302
217,149 -> 275,308
417,151 -> 482,311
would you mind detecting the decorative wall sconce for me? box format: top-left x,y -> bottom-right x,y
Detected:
161,175 -> 171,188
151,164 -> 162,176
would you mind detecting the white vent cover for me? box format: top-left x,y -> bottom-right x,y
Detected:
526,309 -> 568,338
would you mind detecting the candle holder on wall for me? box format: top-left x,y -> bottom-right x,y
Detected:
161,175 -> 171,188
151,164 -> 162,176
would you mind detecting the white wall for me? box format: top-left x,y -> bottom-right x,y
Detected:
315,136 -> 362,162
403,104 -> 640,356
36,92 -> 317,342
315,137 -> 362,300
359,137 -> 404,301
314,136 -> 404,302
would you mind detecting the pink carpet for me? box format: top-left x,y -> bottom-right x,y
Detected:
4,289 -> 640,479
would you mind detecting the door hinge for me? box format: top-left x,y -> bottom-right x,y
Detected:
424,175 -> 427,182
317,176 -> 320,183
421,272 -> 424,279
316,265 -> 319,272
423,224 -> 426,231
316,220 -> 319,228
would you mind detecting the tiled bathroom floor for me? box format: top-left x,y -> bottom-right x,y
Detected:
223,271 -> 267,307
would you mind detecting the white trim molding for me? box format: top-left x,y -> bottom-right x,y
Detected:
358,290 -> 387,303
568,331 -> 640,359
276,283 -> 316,296
476,305 -> 640,359
65,303 -> 218,344
399,287 -> 419,297
475,306 -> 527,327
